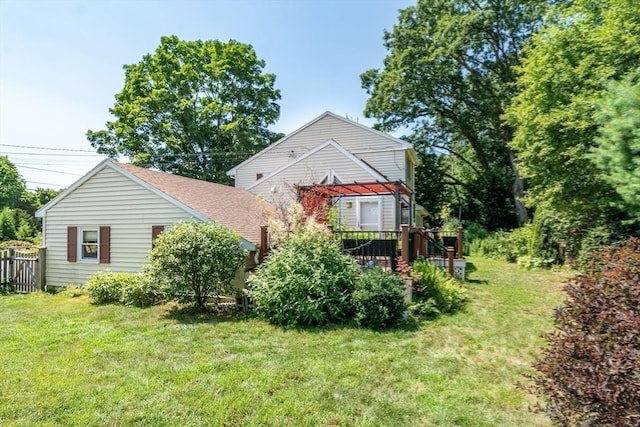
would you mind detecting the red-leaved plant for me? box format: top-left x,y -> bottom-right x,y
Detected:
533,237 -> 640,426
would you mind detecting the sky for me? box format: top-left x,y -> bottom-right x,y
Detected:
0,0 -> 413,190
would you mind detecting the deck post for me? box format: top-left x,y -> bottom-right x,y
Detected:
447,246 -> 454,276
401,224 -> 410,266
457,226 -> 463,259
259,225 -> 268,263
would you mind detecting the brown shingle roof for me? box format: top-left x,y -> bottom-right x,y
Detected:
114,161 -> 271,246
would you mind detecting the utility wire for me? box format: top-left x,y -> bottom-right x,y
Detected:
0,143 -> 95,152
12,164 -> 84,176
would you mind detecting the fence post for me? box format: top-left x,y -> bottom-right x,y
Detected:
8,247 -> 14,284
401,224 -> 410,266
259,225 -> 268,263
37,247 -> 46,291
447,246 -> 454,276
457,226 -> 463,259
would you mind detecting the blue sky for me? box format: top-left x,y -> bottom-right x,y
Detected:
0,0 -> 413,190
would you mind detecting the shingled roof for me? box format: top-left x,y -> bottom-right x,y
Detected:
113,161 -> 271,246
36,159 -> 271,248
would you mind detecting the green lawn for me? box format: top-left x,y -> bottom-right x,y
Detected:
0,257 -> 572,426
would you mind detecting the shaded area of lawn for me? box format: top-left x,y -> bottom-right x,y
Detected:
0,257 -> 572,426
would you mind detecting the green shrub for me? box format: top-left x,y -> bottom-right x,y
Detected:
410,259 -> 467,316
249,229 -> 360,327
86,271 -> 131,304
352,267 -> 407,329
0,207 -> 17,241
533,238 -> 640,426
121,275 -> 166,307
462,221 -> 489,256
63,284 -> 86,298
86,271 -> 165,307
147,221 -> 247,311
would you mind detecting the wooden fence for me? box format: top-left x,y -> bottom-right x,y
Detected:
0,247 -> 45,293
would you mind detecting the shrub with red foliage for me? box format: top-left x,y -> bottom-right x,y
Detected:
533,237 -> 640,426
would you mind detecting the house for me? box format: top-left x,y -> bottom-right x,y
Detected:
36,159 -> 270,288
227,111 -> 423,231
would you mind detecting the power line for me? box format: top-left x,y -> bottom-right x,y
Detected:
0,143 -> 95,153
12,164 -> 84,176
26,180 -> 66,187
5,152 -> 104,157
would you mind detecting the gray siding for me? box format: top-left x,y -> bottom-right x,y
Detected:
43,167 -> 196,287
235,114 -> 410,189
248,144 -> 398,230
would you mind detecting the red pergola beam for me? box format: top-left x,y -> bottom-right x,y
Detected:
298,181 -> 412,198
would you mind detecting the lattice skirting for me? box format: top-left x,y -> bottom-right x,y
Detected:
427,258 -> 466,280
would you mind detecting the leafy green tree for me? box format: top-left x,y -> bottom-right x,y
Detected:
362,0 -> 550,229
87,35 -> 281,184
0,156 -> 26,208
146,221 -> 247,311
591,71 -> 640,220
506,0 -> 640,223
0,207 -> 17,241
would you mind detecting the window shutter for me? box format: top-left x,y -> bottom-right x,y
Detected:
67,226 -> 77,262
151,225 -> 165,249
99,226 -> 110,264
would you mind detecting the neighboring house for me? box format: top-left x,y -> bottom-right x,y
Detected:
36,159 -> 270,288
227,111 -> 423,230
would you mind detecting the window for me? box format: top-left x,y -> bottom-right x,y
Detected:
67,226 -> 110,264
357,197 -> 382,231
81,229 -> 99,260
152,225 -> 167,249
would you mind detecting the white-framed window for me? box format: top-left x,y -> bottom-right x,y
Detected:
356,196 -> 382,231
80,228 -> 99,261
319,169 -> 343,185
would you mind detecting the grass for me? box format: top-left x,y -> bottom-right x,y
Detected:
0,256 -> 572,426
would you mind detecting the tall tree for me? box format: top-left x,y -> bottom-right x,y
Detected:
0,156 -> 26,208
362,0 -> 550,229
87,35 -> 281,184
591,71 -> 640,221
506,0 -> 640,224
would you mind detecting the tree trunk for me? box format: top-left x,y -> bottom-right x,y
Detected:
509,149 -> 528,225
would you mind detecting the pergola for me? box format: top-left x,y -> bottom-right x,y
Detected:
297,180 -> 413,230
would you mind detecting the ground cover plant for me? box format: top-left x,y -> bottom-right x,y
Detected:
0,256 -> 572,426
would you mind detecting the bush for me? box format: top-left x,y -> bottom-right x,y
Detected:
410,259 -> 467,316
249,229 -> 360,327
87,271 -> 166,307
121,275 -> 166,307
352,267 -> 407,329
86,271 -> 134,304
146,221 -> 247,311
533,238 -> 640,426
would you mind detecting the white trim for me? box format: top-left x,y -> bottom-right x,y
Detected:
246,139 -> 387,191
356,196 -> 383,231
226,111 -> 415,177
320,169 -> 344,185
79,228 -> 99,263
